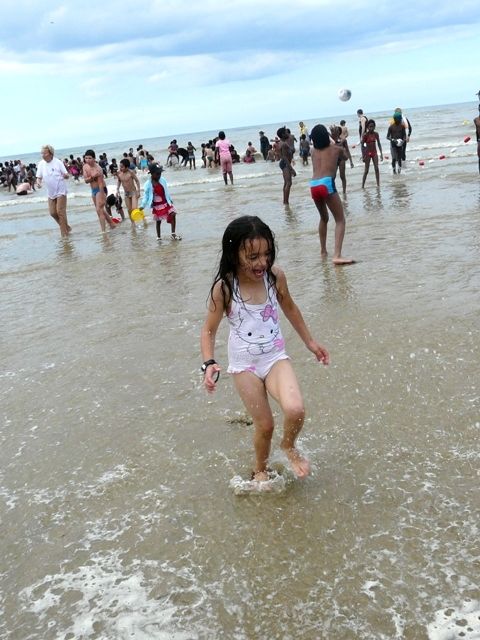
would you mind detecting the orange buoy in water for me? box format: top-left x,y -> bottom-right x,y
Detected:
464,136 -> 471,143
419,160 -> 425,166
438,155 -> 446,160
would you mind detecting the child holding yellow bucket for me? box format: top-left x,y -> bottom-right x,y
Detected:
139,164 -> 181,240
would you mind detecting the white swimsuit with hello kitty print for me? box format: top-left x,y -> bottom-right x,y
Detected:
227,274 -> 289,380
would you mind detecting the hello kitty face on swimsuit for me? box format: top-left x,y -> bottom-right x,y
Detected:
233,304 -> 281,355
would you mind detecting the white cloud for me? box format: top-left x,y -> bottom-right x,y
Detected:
80,78 -> 107,98
0,0 -> 479,155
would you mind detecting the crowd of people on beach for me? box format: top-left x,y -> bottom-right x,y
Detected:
3,104 -> 480,246
0,109 -> 409,199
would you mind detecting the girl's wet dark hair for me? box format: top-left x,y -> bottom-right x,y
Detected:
367,119 -> 376,128
84,149 -> 96,158
209,215 -> 277,310
218,131 -> 226,140
310,125 -> 330,150
148,163 -> 163,177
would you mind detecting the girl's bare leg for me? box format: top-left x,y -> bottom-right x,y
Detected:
362,156 -> 371,188
314,199 -> 329,257
339,162 -> 347,193
265,360 -> 310,478
125,195 -> 133,221
373,157 -> 380,186
233,372 -> 274,481
95,193 -> 114,231
282,169 -> 292,204
327,193 -> 355,264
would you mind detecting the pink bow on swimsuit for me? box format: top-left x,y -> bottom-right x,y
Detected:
261,304 -> 278,323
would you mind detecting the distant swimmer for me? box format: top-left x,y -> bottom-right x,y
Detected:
186,142 -> 196,170
329,125 -> 349,193
357,109 -> 368,161
299,134 -> 311,166
474,112 -> 480,174
258,131 -> 271,161
339,119 -> 349,141
309,124 -> 355,265
386,113 -> 406,174
215,131 -> 234,185
36,144 -> 71,237
390,107 -> 412,162
361,119 -> 383,188
277,126 -> 296,205
299,121 -> 310,139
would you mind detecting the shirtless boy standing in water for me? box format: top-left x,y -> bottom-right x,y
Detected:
309,124 -> 354,265
116,158 -> 141,221
83,150 -> 115,232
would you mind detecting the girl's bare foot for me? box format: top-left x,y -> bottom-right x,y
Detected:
251,470 -> 270,482
281,447 -> 310,478
333,256 -> 355,265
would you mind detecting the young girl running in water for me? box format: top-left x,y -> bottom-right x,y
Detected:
201,216 -> 329,482
361,119 -> 383,188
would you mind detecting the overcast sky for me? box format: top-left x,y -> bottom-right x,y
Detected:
1,0 -> 479,155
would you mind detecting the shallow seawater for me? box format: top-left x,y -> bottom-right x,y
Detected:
1,107 -> 480,639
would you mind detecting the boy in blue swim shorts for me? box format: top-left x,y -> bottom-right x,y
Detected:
310,124 -> 354,265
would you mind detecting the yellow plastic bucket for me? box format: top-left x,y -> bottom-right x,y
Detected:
131,208 -> 145,222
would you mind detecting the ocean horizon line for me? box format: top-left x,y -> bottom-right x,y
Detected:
1,100 -> 475,162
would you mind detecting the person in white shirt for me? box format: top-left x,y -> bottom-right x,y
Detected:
36,144 -> 71,237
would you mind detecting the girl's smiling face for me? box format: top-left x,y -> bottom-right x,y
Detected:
238,237 -> 272,280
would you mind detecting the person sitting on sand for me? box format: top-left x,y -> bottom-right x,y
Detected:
309,124 -> 355,265
16,181 -> 33,196
243,149 -> 256,163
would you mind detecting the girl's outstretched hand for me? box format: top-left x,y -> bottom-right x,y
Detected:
204,364 -> 221,393
309,341 -> 330,365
